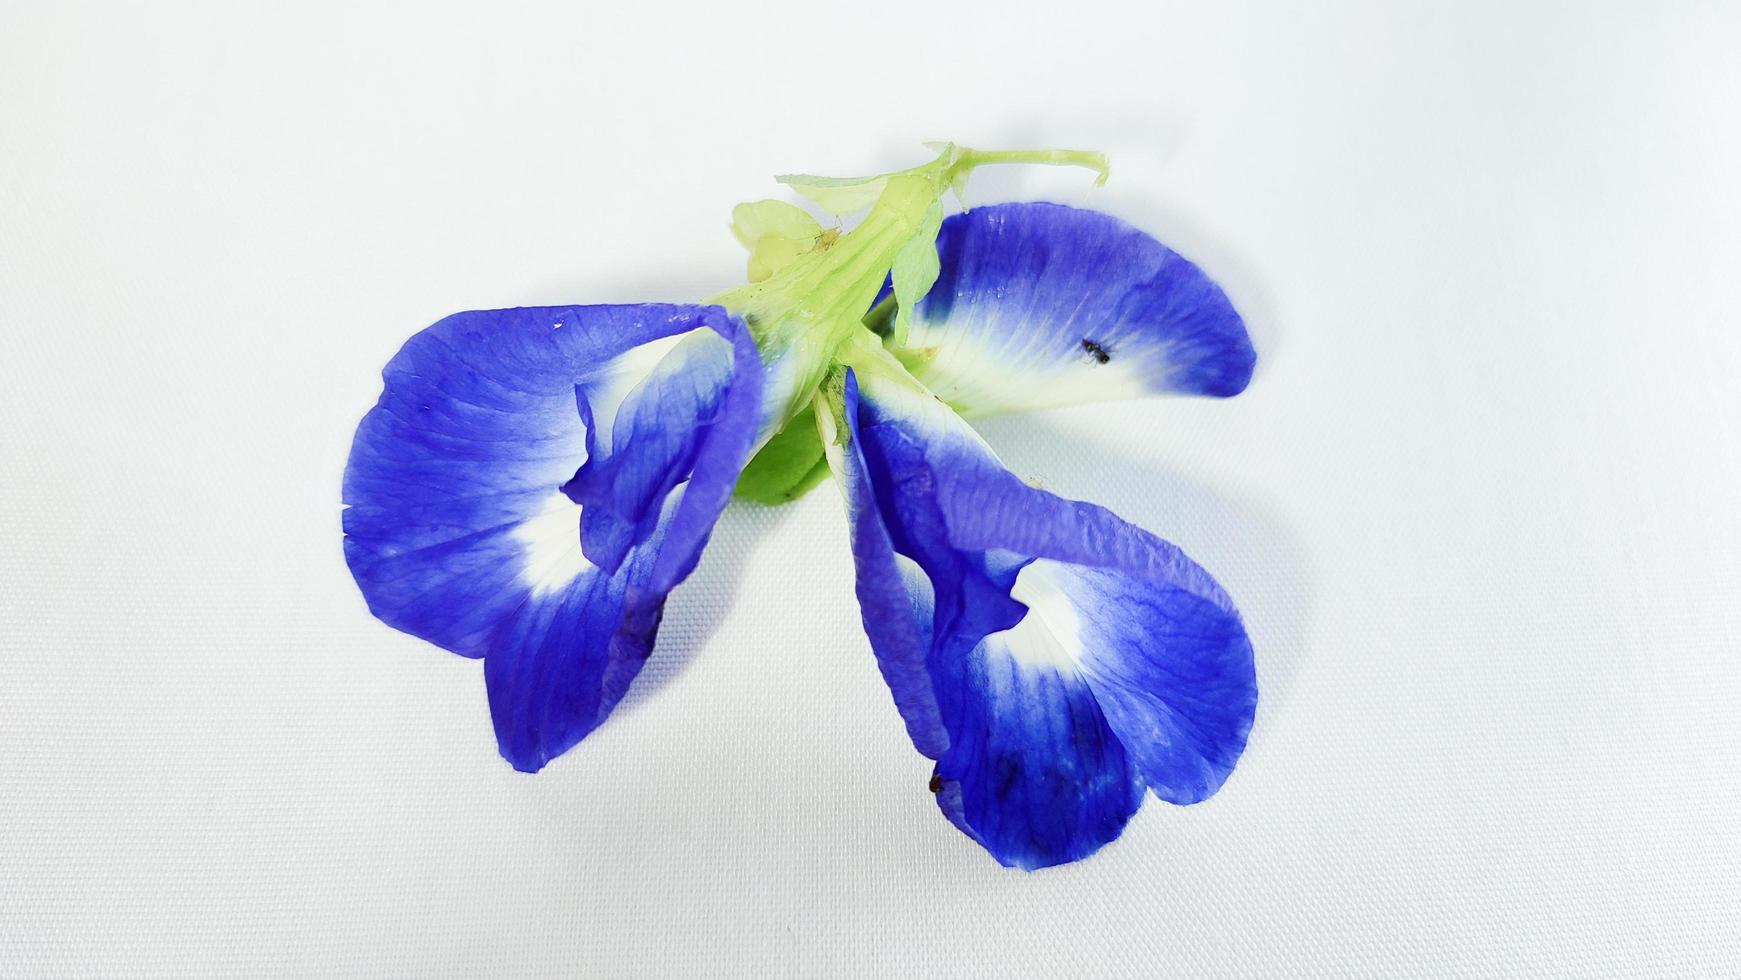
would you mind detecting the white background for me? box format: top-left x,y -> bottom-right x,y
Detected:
4,2 -> 1739,976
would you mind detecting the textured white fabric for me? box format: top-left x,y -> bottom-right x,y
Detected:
4,2 -> 1739,976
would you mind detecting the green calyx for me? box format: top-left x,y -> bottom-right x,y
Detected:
732,403 -> 831,504
715,143 -> 1108,503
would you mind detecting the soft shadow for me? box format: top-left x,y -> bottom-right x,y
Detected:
612,501 -> 786,714
971,413 -> 1315,723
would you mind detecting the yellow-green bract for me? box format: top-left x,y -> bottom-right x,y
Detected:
716,143 -> 1110,503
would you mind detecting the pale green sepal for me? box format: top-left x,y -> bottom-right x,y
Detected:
731,199 -> 824,249
888,199 -> 943,347
775,173 -> 894,215
746,236 -> 806,282
732,200 -> 830,282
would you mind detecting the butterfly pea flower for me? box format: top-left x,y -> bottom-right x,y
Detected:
342,305 -> 764,772
341,144 -> 1257,868
804,201 -> 1259,870
341,148 -> 980,770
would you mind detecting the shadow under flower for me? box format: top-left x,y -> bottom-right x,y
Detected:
612,500 -> 787,715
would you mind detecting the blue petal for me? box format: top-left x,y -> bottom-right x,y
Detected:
343,304 -> 761,772
829,366 -> 1255,868
885,202 -> 1255,415
562,329 -> 738,573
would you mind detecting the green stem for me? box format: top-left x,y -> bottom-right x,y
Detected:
714,143 -> 1110,444
950,147 -> 1110,186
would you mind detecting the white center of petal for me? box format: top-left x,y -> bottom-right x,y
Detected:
904,319 -> 1154,417
991,559 -> 1086,672
583,329 -> 698,456
512,492 -> 595,597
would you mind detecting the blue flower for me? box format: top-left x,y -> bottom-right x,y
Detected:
819,202 -> 1258,869
343,304 -> 761,772
341,145 -> 1259,869
879,201 -> 1255,416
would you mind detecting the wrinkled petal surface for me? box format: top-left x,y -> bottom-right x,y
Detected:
884,202 -> 1255,416
344,304 -> 760,772
827,366 -> 1255,868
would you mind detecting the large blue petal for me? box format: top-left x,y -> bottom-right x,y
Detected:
343,304 -> 761,772
884,202 -> 1255,416
828,364 -> 1255,868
